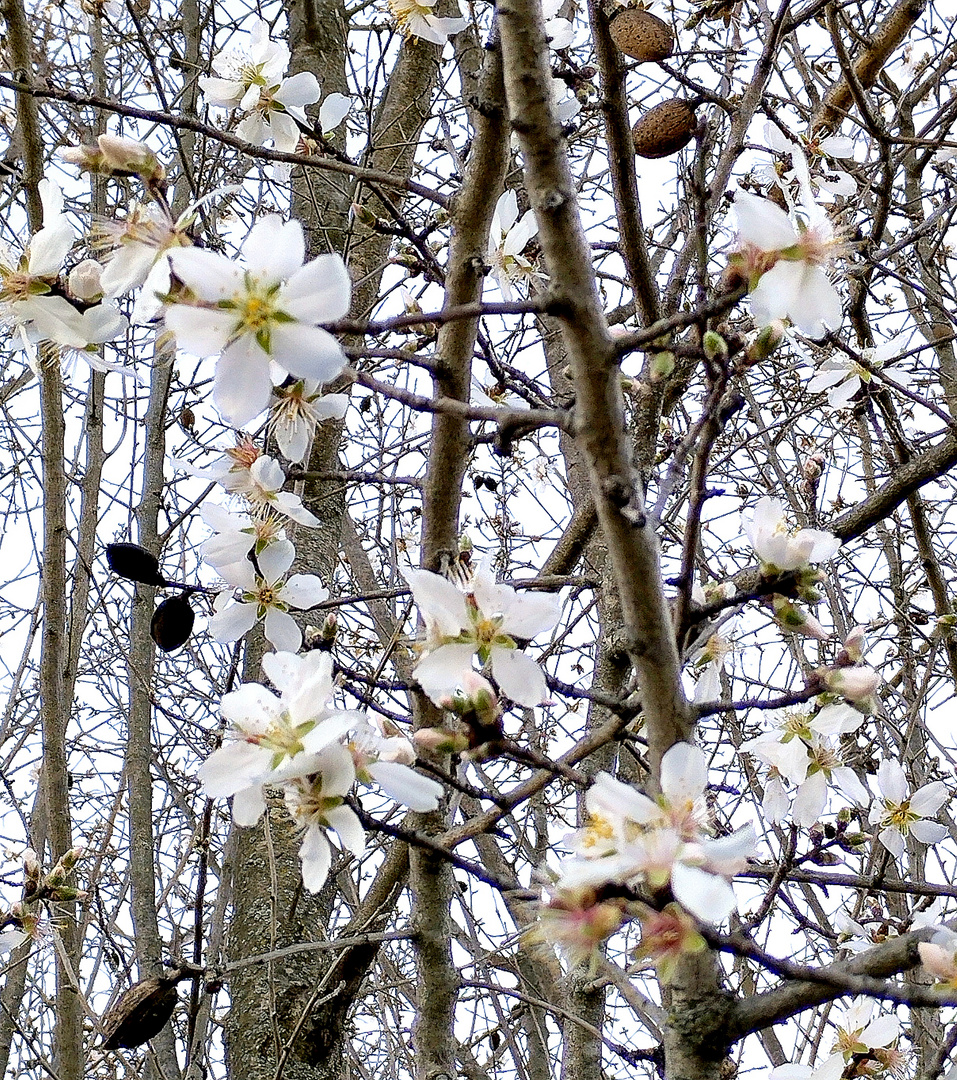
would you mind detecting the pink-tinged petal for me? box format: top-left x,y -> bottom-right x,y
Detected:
258,538 -> 295,581
264,608 -> 302,653
368,761 -> 442,811
270,324 -> 347,384
490,647 -> 547,707
284,253 -> 352,322
168,246 -> 241,300
208,601 -> 259,643
280,574 -> 328,611
500,591 -> 561,639
911,781 -> 948,816
660,742 -> 707,803
243,216 -> 304,281
326,804 -> 365,857
299,826 -> 332,892
275,71 -> 321,108
414,643 -> 477,703
402,567 -> 471,636
670,863 -> 737,924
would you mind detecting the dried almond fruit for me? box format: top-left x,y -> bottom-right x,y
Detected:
609,9 -> 675,63
632,98 -> 697,158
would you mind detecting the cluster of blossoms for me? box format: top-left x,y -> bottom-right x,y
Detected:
0,172 -> 128,365
538,742 -> 756,970
199,16 -> 350,172
201,650 -> 442,890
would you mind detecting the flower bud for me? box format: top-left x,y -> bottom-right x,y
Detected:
771,595 -> 829,639
413,727 -> 470,755
747,319 -> 786,364
842,625 -> 866,664
703,330 -> 728,362
822,664 -> 880,705
67,259 -> 104,302
97,135 -> 165,183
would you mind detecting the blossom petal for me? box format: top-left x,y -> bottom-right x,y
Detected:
368,760 -> 442,811
490,647 -> 547,707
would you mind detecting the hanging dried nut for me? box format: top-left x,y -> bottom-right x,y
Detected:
609,9 -> 675,63
101,973 -> 182,1050
150,593 -> 195,653
106,543 -> 168,587
632,99 -> 698,158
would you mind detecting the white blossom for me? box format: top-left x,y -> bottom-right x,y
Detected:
566,743 -> 755,924
487,190 -> 539,302
808,335 -> 912,408
402,557 -> 561,707
869,759 -> 948,858
208,538 -> 328,652
733,189 -> 843,337
284,742 -> 366,891
743,496 -> 840,573
387,0 -> 468,45
270,380 -> 349,463
165,215 -> 350,427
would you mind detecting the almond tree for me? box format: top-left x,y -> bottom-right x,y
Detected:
2,1 -> 957,1079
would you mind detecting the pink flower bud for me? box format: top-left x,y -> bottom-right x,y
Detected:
67,259 -> 104,301
822,664 -> 880,703
843,625 -> 866,663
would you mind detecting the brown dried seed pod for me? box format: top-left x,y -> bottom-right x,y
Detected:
631,99 -> 697,158
101,972 -> 183,1051
609,9 -> 675,63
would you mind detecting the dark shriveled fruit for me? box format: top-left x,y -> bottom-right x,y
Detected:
632,98 -> 697,158
609,9 -> 675,63
101,974 -> 181,1050
150,594 -> 195,653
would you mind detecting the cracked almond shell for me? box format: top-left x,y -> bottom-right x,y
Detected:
632,99 -> 697,158
609,9 -> 675,63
